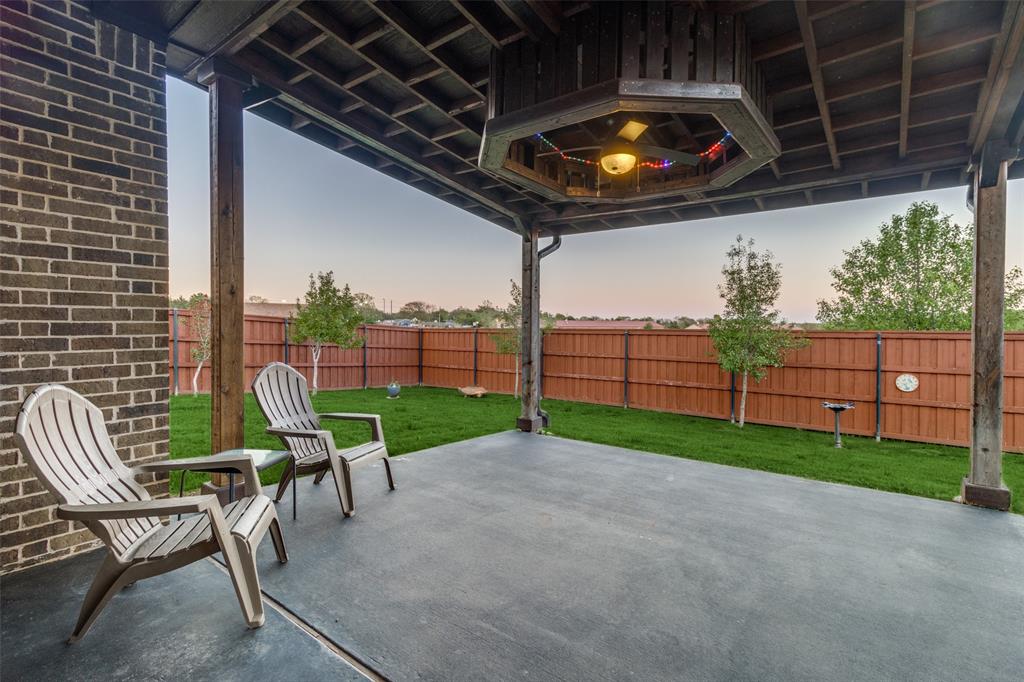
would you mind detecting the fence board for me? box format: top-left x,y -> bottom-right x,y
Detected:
167,312 -> 1024,452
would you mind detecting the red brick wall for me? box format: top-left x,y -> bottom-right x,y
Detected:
1,0 -> 169,573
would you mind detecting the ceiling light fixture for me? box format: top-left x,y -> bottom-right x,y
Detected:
599,140 -> 637,175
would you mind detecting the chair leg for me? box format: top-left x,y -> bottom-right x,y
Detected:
69,552 -> 130,643
269,517 -> 289,564
313,469 -> 327,485
383,455 -> 396,491
232,536 -> 266,629
343,460 -> 355,515
274,462 -> 294,503
210,513 -> 263,629
326,452 -> 353,517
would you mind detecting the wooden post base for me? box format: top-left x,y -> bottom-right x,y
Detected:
517,416 -> 544,433
959,477 -> 1011,511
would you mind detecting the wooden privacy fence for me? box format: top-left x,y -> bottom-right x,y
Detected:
169,311 -> 1024,452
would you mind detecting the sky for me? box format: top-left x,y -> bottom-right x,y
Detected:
167,78 -> 1023,322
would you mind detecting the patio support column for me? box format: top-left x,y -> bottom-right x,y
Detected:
518,225 -> 542,432
199,60 -> 249,482
961,141 -> 1015,511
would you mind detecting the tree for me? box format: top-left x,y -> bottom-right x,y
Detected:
183,293 -> 211,396
169,294 -> 189,308
291,272 -> 363,395
708,236 -> 806,427
248,295 -> 267,303
490,281 -> 554,396
351,291 -> 381,322
492,280 -> 524,396
817,201 -> 1024,330
398,300 -> 436,319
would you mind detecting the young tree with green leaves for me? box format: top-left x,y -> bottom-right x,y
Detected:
291,272 -> 363,395
491,280 -> 555,397
183,293 -> 211,396
709,236 -> 806,427
492,280 -> 524,396
817,201 -> 1024,330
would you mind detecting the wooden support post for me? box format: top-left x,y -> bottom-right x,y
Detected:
961,145 -> 1011,511
518,226 -> 542,432
200,60 -> 248,487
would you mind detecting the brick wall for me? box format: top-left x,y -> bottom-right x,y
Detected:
1,0 -> 170,573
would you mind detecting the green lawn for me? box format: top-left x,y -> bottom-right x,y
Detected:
169,386 -> 1024,514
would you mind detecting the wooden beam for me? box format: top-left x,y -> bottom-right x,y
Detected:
391,97 -> 425,117
794,0 -> 839,169
827,70 -> 900,103
898,2 -> 915,158
920,170 -> 931,189
452,0 -> 506,48
201,67 -> 247,476
351,18 -> 393,49
495,0 -> 541,42
962,151 -> 1010,510
752,30 -> 802,62
525,0 -> 561,34
914,22 -> 1003,60
289,28 -> 327,57
818,23 -> 902,67
545,146 -> 969,224
967,1 -> 1024,153
181,0 -> 301,77
911,64 -> 987,98
426,17 -> 474,49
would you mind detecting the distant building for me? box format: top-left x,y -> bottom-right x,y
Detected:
555,319 -> 664,330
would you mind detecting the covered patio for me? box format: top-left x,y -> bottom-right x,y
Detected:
2,0 -> 1024,678
4,432 -> 1023,680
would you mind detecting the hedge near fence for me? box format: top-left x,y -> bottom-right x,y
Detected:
169,311 -> 1024,452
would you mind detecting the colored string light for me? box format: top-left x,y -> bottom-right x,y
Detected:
534,130 -> 733,169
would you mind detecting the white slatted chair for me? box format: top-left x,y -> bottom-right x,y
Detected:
13,385 -> 288,642
252,362 -> 394,518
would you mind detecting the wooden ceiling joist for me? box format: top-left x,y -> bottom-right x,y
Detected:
794,0 -> 840,169
898,2 -> 916,158
366,0 -> 486,101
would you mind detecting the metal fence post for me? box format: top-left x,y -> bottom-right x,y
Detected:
283,318 -> 290,365
473,328 -> 479,385
730,372 -> 736,423
875,332 -> 882,441
418,328 -> 424,385
171,309 -> 179,395
362,326 -> 368,389
623,331 -> 630,408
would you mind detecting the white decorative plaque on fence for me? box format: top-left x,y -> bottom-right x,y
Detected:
895,374 -> 919,393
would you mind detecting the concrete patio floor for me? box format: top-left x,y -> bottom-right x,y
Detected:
3,431 -> 1022,681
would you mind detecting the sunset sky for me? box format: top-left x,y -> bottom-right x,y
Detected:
167,78 -> 1023,322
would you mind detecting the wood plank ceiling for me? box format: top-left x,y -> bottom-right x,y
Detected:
100,0 -> 1024,235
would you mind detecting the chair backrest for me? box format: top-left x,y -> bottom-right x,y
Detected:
14,385 -> 157,559
251,363 -> 326,461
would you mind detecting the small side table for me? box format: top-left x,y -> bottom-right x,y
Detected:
176,449 -> 295,519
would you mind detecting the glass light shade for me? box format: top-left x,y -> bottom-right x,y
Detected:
600,150 -> 637,175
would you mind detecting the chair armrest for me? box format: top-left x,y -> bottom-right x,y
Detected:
265,426 -> 332,440
133,455 -> 263,497
57,495 -> 218,521
319,413 -> 384,442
